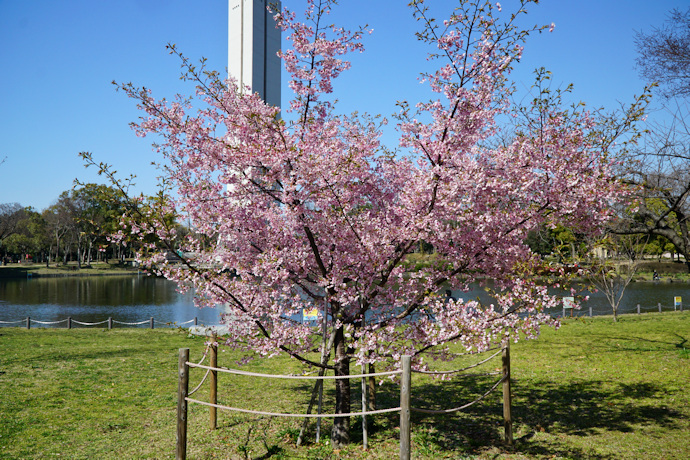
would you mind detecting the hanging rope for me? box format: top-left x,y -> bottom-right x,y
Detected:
187,362 -> 401,380
412,349 -> 503,375
411,375 -> 506,414
186,343 -> 213,397
28,319 -> 69,325
186,397 -> 401,418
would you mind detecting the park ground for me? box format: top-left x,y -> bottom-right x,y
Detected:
0,260 -> 140,278
0,312 -> 688,459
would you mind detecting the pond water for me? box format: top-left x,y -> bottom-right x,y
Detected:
0,275 -> 687,328
450,279 -> 689,317
0,275 -> 222,327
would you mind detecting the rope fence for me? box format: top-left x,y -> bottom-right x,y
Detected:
4,300 -> 685,330
558,300 -> 685,318
0,316 -> 202,330
176,344 -> 512,460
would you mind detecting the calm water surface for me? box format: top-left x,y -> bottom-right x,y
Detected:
0,275 -> 222,327
0,275 -> 687,327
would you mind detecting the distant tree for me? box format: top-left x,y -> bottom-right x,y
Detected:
43,194 -> 76,266
615,101 -> 690,269
0,203 -> 25,259
587,234 -> 649,322
614,11 -> 690,268
71,184 -> 126,265
4,208 -> 49,262
635,8 -> 690,98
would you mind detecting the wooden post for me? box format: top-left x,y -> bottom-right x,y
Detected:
658,302 -> 662,313
361,363 -> 368,450
637,304 -> 641,315
26,317 -> 30,330
177,348 -> 190,460
400,355 -> 411,460
502,343 -> 514,447
150,317 -> 155,329
67,317 -> 72,329
108,317 -> 113,330
194,317 -> 198,326
210,334 -> 218,430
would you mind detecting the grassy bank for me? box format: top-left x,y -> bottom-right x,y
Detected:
0,313 -> 688,459
0,261 -> 140,278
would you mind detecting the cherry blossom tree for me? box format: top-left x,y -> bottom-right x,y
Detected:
88,0 -> 640,446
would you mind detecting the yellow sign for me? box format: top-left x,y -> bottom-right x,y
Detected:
674,296 -> 682,307
303,308 -> 318,321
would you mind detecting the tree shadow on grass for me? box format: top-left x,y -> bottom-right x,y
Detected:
380,374 -> 685,459
208,367 -> 685,459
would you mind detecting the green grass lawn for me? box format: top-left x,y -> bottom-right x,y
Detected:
0,312 -> 688,459
0,261 -> 139,278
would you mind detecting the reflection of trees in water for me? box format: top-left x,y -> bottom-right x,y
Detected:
0,276 -> 179,306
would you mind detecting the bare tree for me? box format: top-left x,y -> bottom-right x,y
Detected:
636,8 -> 690,98
616,101 -> 690,269
587,233 -> 649,322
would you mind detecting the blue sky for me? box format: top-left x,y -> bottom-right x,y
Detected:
0,0 -> 686,211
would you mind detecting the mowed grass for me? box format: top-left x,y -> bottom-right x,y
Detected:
0,312 -> 687,459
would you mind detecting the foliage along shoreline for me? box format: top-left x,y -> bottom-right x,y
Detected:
0,262 -> 141,279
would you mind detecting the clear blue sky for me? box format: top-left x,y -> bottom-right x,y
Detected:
0,0 -> 686,211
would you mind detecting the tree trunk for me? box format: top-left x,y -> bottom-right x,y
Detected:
331,325 -> 350,448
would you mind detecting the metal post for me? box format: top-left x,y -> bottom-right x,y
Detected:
658,302 -> 662,313
361,363 -> 368,450
502,343 -> 514,447
400,355 -> 411,460
637,304 -> 640,315
589,306 -> 592,317
177,348 -> 190,460
150,317 -> 155,329
210,334 -> 218,430
562,307 -> 566,318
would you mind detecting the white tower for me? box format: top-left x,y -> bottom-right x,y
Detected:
228,0 -> 281,108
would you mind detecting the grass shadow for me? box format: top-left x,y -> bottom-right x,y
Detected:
362,373 -> 687,459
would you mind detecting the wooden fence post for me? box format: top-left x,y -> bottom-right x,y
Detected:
26,317 -> 30,330
108,317 -> 113,330
400,355 -> 411,460
658,303 -> 662,313
150,317 -> 154,329
194,317 -> 198,326
177,348 -> 190,460
210,333 -> 218,430
637,304 -> 641,315
67,317 -> 72,329
589,306 -> 592,317
502,343 -> 514,447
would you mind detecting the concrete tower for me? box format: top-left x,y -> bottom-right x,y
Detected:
228,0 -> 281,108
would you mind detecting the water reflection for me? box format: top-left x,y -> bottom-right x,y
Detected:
450,280 -> 690,316
1,276 -> 687,328
0,275 -> 222,327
